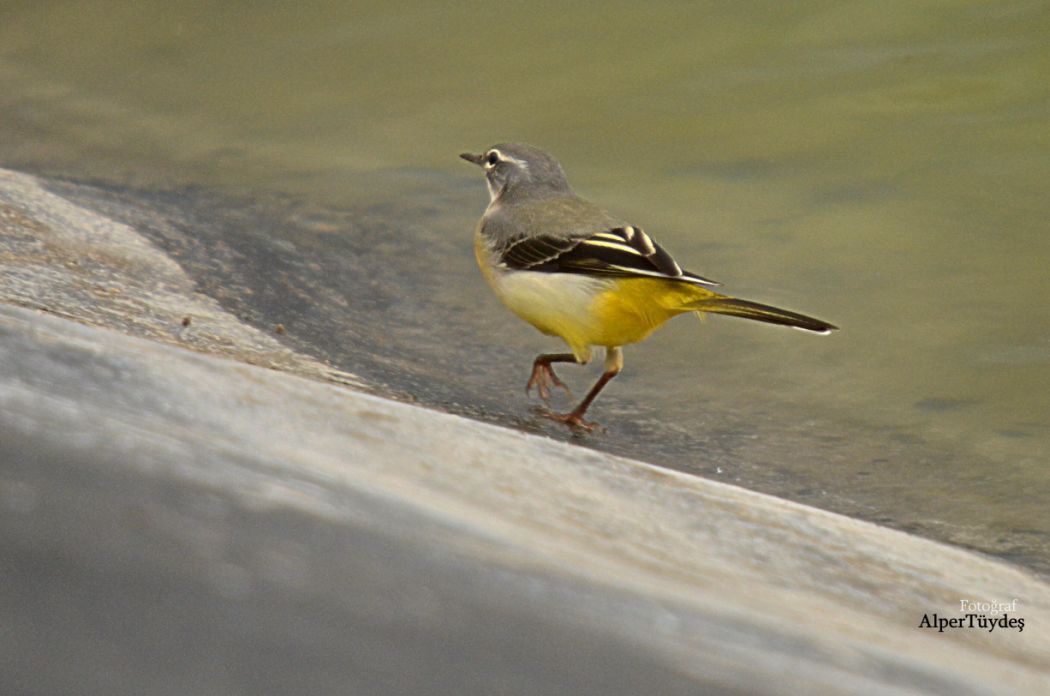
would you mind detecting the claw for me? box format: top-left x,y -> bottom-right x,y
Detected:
526,362 -> 571,402
524,353 -> 617,430
530,405 -> 600,431
542,409 -> 599,431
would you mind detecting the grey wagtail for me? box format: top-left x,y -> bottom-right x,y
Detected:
461,143 -> 837,429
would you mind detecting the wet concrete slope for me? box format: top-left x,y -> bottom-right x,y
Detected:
2,167 -> 1049,694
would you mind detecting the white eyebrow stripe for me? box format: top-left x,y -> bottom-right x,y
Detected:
484,148 -> 529,172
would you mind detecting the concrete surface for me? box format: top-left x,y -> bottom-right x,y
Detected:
3,307 -> 1050,694
2,166 -> 1049,694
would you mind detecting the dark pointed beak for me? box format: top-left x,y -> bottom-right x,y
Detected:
460,152 -> 485,166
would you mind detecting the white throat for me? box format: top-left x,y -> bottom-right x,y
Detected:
485,176 -> 502,203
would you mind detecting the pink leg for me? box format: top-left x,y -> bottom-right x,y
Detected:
542,367 -> 620,430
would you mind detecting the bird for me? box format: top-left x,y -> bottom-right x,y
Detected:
461,143 -> 837,429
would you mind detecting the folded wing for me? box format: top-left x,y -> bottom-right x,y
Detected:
500,226 -> 719,287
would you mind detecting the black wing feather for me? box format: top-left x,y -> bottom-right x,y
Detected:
502,235 -> 578,269
499,226 -> 719,287
648,244 -> 682,277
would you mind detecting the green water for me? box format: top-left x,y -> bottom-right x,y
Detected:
2,2 -> 1049,571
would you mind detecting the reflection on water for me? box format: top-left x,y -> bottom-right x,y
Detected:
2,2 -> 1048,572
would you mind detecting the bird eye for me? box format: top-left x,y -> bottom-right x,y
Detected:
485,151 -> 500,167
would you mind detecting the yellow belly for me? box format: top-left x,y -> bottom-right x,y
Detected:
475,227 -> 718,359
478,246 -> 709,361
588,278 -> 713,346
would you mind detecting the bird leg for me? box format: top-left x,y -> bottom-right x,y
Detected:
526,353 -> 576,401
544,347 -> 623,430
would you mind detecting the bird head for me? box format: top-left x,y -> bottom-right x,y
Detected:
460,143 -> 571,203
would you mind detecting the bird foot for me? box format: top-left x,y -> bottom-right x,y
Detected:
538,408 -> 599,431
526,362 -> 571,402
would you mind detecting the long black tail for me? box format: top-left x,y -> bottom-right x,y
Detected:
688,297 -> 837,334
